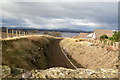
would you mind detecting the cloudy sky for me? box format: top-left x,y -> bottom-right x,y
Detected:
1,1 -> 118,31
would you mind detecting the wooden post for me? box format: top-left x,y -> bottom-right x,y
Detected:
95,40 -> 96,43
12,29 -> 14,37
19,31 -> 21,37
22,32 -> 24,36
24,32 -> 25,36
110,41 -> 113,46
27,32 -> 28,35
113,42 -> 115,47
99,40 -> 101,45
101,41 -> 104,46
106,40 -> 109,46
23,32 -> 24,36
16,31 -> 18,37
26,32 -> 28,35
115,42 -> 120,48
6,28 -> 9,38
25,32 -> 26,35
107,40 -> 110,45
97,40 -> 99,44
98,40 -> 99,44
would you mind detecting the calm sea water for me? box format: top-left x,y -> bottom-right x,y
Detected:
61,32 -> 79,37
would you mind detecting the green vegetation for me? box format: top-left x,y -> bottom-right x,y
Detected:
79,39 -> 84,41
109,31 -> 120,42
100,31 -> 120,42
75,39 -> 84,42
100,34 -> 108,40
43,31 -> 61,37
43,31 -> 49,35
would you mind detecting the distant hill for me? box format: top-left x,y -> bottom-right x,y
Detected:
1,27 -> 92,33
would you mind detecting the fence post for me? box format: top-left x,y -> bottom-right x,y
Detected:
106,40 -> 109,46
25,32 -> 26,35
113,42 -> 115,47
22,32 -> 24,36
24,32 -> 25,36
19,31 -> 21,37
107,40 -> 110,46
12,29 -> 14,37
16,31 -> 18,37
6,28 -> 9,38
96,40 -> 98,44
115,42 -> 119,48
110,41 -> 113,46
101,41 -> 104,46
95,40 -> 97,44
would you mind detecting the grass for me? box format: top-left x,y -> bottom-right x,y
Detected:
2,36 -> 55,70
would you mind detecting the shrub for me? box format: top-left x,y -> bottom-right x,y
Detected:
100,34 -> 108,40
79,39 -> 84,41
75,39 -> 79,42
49,32 -> 61,37
43,31 -> 61,37
103,39 -> 108,44
109,31 -> 120,42
43,31 -> 49,35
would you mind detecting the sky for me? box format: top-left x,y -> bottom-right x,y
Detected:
1,0 -> 119,31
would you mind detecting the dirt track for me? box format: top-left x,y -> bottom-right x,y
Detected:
47,40 -> 76,69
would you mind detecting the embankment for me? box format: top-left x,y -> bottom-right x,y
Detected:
1,36 -> 119,79
2,35 -> 57,70
60,38 -> 119,69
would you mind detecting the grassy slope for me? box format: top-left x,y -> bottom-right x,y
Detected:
2,36 -> 55,70
60,38 -> 119,69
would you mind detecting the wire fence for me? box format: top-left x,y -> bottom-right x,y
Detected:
1,28 -> 30,39
1,28 -> 119,49
84,39 -> 119,49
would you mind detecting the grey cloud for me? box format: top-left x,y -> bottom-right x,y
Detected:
1,2 -> 118,30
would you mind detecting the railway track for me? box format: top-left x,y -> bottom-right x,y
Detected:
47,40 -> 77,69
1,35 -> 77,69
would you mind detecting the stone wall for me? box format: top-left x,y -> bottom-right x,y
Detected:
1,66 -> 118,79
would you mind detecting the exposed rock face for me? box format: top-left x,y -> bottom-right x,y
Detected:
2,66 -> 118,79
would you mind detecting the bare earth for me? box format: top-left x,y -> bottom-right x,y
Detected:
47,40 -> 76,69
60,38 -> 119,69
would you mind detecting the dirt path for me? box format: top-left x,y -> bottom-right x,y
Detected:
47,40 -> 76,69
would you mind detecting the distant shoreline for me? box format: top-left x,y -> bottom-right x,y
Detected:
1,27 -> 93,33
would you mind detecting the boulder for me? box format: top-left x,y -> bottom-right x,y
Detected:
1,65 -> 11,78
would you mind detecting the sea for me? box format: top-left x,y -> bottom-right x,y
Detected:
61,32 -> 79,37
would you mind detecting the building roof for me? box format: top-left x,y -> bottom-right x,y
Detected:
86,33 -> 93,38
94,29 -> 113,38
77,33 -> 89,38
